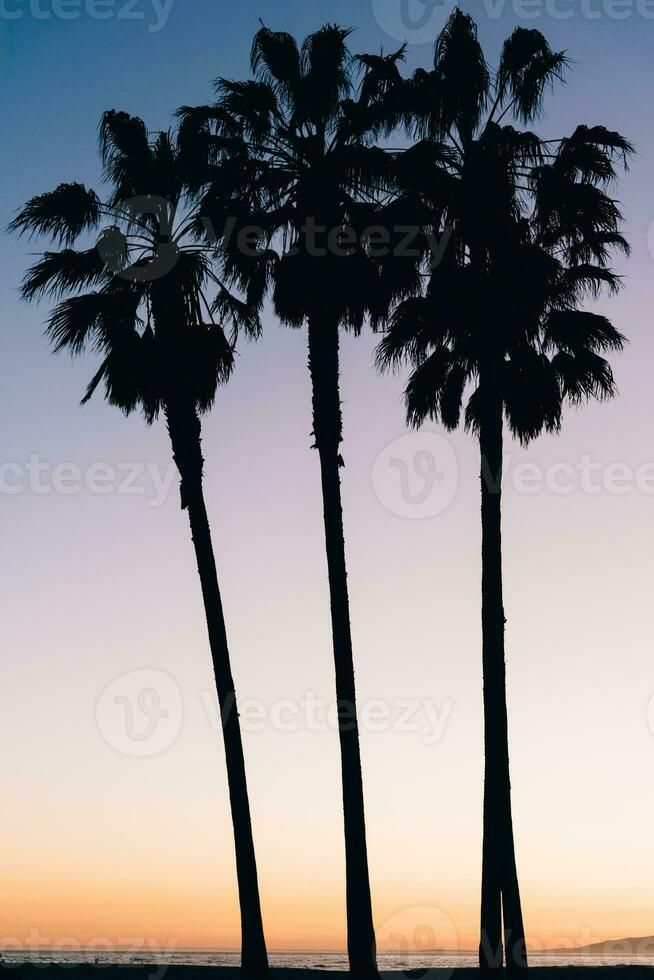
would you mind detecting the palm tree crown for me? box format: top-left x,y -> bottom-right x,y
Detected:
179,23 -> 421,349
377,10 -> 631,442
11,110 -> 257,423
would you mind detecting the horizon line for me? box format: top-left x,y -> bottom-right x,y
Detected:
3,945 -> 652,955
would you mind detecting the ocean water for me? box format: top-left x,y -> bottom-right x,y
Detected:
1,951 -> 654,972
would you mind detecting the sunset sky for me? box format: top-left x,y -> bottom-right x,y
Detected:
1,0 -> 654,957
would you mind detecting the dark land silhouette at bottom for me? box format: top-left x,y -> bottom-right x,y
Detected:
3,965 -> 654,980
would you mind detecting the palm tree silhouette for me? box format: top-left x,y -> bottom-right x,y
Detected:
376,11 -> 632,974
179,26 -> 421,978
11,111 -> 269,978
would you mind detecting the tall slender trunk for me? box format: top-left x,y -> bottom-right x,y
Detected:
165,400 -> 268,979
307,315 -> 378,980
478,394 -> 527,976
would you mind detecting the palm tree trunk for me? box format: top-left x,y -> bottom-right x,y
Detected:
478,397 -> 528,976
307,315 -> 378,980
165,400 -> 268,979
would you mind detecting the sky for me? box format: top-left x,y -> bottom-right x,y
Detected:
1,0 -> 654,959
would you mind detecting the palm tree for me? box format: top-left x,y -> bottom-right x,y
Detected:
178,26 -> 421,979
11,111 -> 269,978
375,11 -> 632,974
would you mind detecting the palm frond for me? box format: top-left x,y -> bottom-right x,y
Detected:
434,10 -> 490,138
552,349 -> 617,404
251,26 -> 301,95
101,330 -> 150,417
405,347 -> 454,427
356,45 -> 406,106
80,359 -> 109,404
215,79 -> 279,142
46,288 -> 140,356
9,183 -> 101,245
560,125 -> 634,167
375,297 -> 433,370
299,24 -> 353,125
21,248 -> 109,300
99,110 -> 152,203
492,125 -> 545,167
503,348 -> 561,443
212,288 -> 262,341
556,263 -> 621,301
544,309 -> 626,354
301,24 -> 352,87
496,28 -> 567,123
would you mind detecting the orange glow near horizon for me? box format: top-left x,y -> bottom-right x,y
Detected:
2,851 -> 654,954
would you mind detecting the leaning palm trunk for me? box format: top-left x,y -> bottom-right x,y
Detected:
165,400 -> 269,978
479,392 -> 527,976
307,316 -> 378,980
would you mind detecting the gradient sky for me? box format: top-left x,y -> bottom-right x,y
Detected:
1,0 -> 654,957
